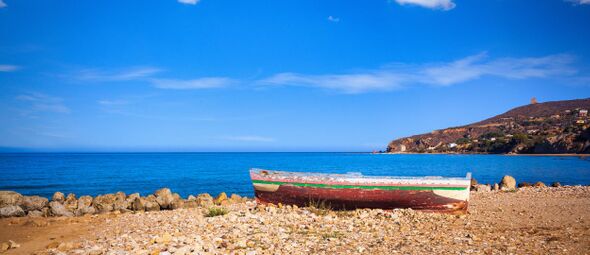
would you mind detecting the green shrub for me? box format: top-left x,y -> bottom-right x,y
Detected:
205,207 -> 228,217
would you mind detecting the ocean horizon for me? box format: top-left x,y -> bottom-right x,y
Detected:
2,152 -> 589,199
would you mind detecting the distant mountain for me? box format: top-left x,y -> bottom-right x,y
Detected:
386,98 -> 590,154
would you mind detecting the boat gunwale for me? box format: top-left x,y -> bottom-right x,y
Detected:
250,168 -> 472,181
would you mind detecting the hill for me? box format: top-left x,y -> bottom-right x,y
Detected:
386,98 -> 590,154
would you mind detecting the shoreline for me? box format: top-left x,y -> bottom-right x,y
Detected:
382,152 -> 590,157
1,186 -> 589,254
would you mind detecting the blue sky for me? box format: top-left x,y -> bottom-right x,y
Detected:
1,0 -> 589,152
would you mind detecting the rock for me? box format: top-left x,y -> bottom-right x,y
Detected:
21,195 -> 48,211
187,195 -> 196,201
183,200 -> 198,209
92,194 -> 116,213
0,191 -> 23,207
470,178 -> 478,190
113,192 -> 129,211
154,188 -> 175,209
57,241 -> 81,251
0,205 -> 25,217
74,195 -> 95,216
533,181 -> 546,187
64,193 -> 78,212
126,193 -> 140,210
551,182 -> 562,187
493,183 -> 499,191
473,184 -> 491,192
499,175 -> 516,190
196,193 -> 214,207
230,194 -> 242,202
145,195 -> 161,211
214,192 -> 228,205
52,192 -> 65,203
27,210 -> 44,217
49,201 -> 74,217
518,182 -> 532,188
132,197 -> 146,211
170,193 -> 184,209
0,242 -> 9,251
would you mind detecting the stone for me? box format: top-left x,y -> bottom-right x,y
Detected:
0,205 -> 25,217
126,193 -> 140,210
533,181 -> 546,187
0,191 -> 23,207
518,182 -> 532,188
21,195 -> 48,212
473,184 -> 491,192
187,195 -> 196,201
113,192 -> 129,211
49,201 -> 74,217
214,192 -> 228,205
551,182 -> 562,187
493,183 -> 500,191
52,192 -> 65,203
64,193 -> 78,212
145,195 -> 161,211
92,194 -> 116,213
499,175 -> 516,191
470,178 -> 478,190
154,188 -> 175,209
230,194 -> 242,202
170,193 -> 184,209
0,242 -> 9,251
74,195 -> 95,216
57,241 -> 80,251
196,193 -> 214,207
132,197 -> 146,211
27,210 -> 44,217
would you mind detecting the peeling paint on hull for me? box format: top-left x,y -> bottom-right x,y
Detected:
255,185 -> 468,214
250,169 -> 471,214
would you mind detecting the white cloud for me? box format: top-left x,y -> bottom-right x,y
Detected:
151,77 -> 234,90
260,53 -> 578,93
567,0 -> 590,5
178,0 -> 200,5
73,67 -> 162,82
0,65 -> 19,72
97,100 -> 129,106
222,136 -> 275,143
16,93 -> 70,115
328,16 -> 340,22
0,0 -> 6,8
395,0 -> 456,10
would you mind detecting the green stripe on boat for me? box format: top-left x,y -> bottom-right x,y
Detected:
252,180 -> 468,191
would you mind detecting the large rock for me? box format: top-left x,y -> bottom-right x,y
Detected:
214,192 -> 228,205
196,193 -> 214,207
551,182 -> 562,187
52,192 -> 65,203
21,196 -> 48,212
533,181 -> 546,187
518,182 -> 532,188
131,197 -> 146,211
92,194 -> 116,213
0,191 -> 23,207
113,192 -> 129,212
154,188 -> 175,209
145,195 -> 160,211
49,201 -> 73,217
0,205 -> 25,217
170,193 -> 184,210
499,175 -> 516,191
74,196 -> 95,216
126,193 -> 140,210
470,178 -> 478,191
64,193 -> 78,212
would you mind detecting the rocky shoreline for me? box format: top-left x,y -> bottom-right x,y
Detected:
1,177 -> 589,254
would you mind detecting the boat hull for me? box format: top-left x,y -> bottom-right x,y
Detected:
250,169 -> 470,214
254,185 -> 468,214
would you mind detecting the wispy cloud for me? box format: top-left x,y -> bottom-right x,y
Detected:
16,93 -> 70,116
327,16 -> 340,22
260,53 -> 578,93
97,99 -> 129,106
151,77 -> 235,90
178,0 -> 200,5
0,0 -> 6,8
566,0 -> 590,5
72,67 -> 162,82
221,136 -> 276,143
395,0 -> 456,10
0,65 -> 19,72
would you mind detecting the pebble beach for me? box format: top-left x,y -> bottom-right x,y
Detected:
1,184 -> 589,255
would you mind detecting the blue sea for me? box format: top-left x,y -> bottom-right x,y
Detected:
1,153 -> 589,198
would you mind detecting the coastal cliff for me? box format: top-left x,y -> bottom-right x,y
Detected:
387,98 -> 590,154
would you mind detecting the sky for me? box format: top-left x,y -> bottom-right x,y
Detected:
0,0 -> 590,152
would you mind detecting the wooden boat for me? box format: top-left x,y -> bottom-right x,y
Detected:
250,168 -> 471,214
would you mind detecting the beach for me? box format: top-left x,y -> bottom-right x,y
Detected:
1,186 -> 589,255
